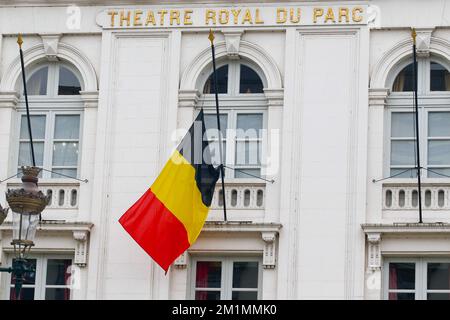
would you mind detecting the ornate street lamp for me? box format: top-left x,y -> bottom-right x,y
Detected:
0,166 -> 50,299
0,35 -> 50,299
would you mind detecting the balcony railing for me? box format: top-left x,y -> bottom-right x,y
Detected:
383,181 -> 450,211
211,182 -> 266,210
7,180 -> 80,210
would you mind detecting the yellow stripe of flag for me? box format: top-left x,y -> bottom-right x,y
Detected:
150,150 -> 209,244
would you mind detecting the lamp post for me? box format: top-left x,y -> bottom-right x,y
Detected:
0,166 -> 50,299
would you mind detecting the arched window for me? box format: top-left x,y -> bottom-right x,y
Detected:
17,62 -> 83,179
388,58 -> 450,178
202,62 -> 264,94
200,61 -> 266,179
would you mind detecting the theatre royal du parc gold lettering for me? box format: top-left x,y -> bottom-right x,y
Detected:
105,6 -> 365,28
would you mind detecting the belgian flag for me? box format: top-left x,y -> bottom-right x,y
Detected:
119,110 -> 220,272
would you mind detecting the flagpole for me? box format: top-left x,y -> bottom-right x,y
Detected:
208,30 -> 227,222
17,34 -> 36,167
411,28 -> 423,224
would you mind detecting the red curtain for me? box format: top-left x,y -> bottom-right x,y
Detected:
195,262 -> 210,300
389,264 -> 398,300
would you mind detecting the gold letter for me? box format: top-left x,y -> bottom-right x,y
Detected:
108,10 -> 118,27
146,10 -> 156,26
205,9 -> 216,25
339,8 -> 349,23
352,7 -> 363,23
255,9 -> 264,24
170,10 -> 180,25
231,9 -> 241,24
276,8 -> 287,23
158,10 -> 168,25
313,8 -> 323,23
134,10 -> 143,26
120,10 -> 131,27
324,8 -> 336,23
218,9 -> 229,25
242,9 -> 253,24
184,10 -> 193,25
290,8 -> 301,23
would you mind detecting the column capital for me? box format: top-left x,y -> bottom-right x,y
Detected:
178,89 -> 200,108
0,91 -> 20,109
80,91 -> 99,109
369,88 -> 390,107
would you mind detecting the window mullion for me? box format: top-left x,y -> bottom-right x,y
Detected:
44,112 -> 54,178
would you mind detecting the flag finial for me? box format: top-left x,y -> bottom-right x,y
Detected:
411,28 -> 417,45
17,34 -> 23,48
208,29 -> 215,44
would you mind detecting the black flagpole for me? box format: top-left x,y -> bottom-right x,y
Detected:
412,28 -> 423,224
18,34 -> 36,167
208,30 -> 227,222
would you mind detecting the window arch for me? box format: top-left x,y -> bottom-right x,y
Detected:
199,60 -> 267,179
391,59 -> 450,92
16,61 -> 83,179
23,62 -> 82,96
388,56 -> 450,178
201,61 -> 265,95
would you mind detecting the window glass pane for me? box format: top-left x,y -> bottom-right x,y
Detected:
388,292 -> 415,300
195,291 -> 220,300
429,112 -> 450,137
52,142 -> 79,166
236,141 -> 260,165
235,168 -> 261,179
26,67 -> 48,95
51,168 -> 77,179
45,288 -> 71,300
20,115 -> 46,139
391,141 -> 416,165
240,65 -> 264,94
390,168 -> 417,178
237,114 -> 263,138
195,261 -> 222,288
388,263 -> 415,290
427,293 -> 450,300
10,259 -> 36,285
10,287 -> 35,301
233,262 -> 259,288
427,168 -> 450,178
19,142 -> 44,167
428,140 -> 450,165
232,291 -> 258,300
391,113 -> 414,138
58,66 -> 81,95
392,64 -> 414,92
54,115 -> 80,139
205,114 -> 228,138
203,65 -> 228,94
427,263 -> 450,290
430,62 -> 450,91
46,259 -> 72,286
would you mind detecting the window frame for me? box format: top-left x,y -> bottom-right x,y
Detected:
386,57 -> 450,179
21,62 -> 83,98
204,108 -> 267,179
13,61 -> 84,180
2,253 -> 73,300
15,110 -> 83,179
189,256 -> 263,300
383,257 -> 450,300
199,59 -> 268,181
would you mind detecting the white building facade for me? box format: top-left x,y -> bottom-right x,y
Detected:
0,0 -> 450,300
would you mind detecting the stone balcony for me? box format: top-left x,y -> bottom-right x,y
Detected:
208,180 -> 266,221
382,180 -> 450,222
6,180 -> 80,220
